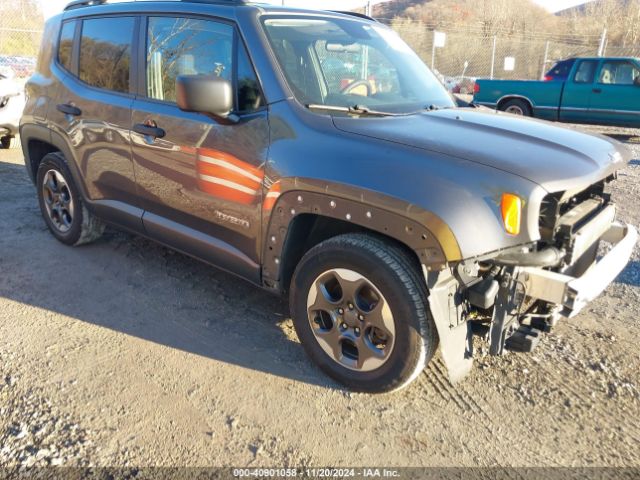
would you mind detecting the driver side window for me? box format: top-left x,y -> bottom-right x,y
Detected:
146,17 -> 233,103
599,61 -> 640,86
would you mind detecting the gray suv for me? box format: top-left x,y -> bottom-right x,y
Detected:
20,0 -> 637,393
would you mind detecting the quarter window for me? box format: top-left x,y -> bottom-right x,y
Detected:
79,17 -> 135,93
237,41 -> 264,112
58,21 -> 76,72
146,17 -> 233,103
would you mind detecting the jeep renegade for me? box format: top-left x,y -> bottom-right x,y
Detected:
20,0 -> 637,393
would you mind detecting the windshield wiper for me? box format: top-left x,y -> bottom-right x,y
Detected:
306,104 -> 405,117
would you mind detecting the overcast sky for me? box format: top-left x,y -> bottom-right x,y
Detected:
40,0 -> 596,20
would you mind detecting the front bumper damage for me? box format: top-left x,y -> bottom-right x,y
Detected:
425,211 -> 637,384
521,222 -> 637,318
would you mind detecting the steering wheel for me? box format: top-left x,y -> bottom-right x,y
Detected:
340,79 -> 372,96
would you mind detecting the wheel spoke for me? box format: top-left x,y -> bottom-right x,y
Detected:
315,323 -> 343,362
364,299 -> 395,339
46,171 -> 59,192
355,336 -> 387,371
332,270 -> 367,303
43,186 -> 55,205
307,278 -> 339,314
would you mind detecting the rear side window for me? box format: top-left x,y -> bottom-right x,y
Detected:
58,21 -> 76,72
79,17 -> 135,94
573,60 -> 598,84
146,17 -> 233,103
546,59 -> 573,78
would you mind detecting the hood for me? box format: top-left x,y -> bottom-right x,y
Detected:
332,108 -> 630,193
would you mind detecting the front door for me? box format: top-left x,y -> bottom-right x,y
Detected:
131,15 -> 268,278
589,59 -> 640,127
559,58 -> 599,124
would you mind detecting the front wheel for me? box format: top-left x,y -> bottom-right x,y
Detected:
290,234 -> 438,393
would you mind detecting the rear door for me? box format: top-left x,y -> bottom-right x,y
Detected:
49,15 -> 140,220
589,59 -> 640,127
130,15 -> 268,279
559,58 -> 599,124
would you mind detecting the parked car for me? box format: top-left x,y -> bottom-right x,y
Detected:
21,0 -> 637,393
474,57 -> 640,127
0,55 -> 36,78
451,76 -> 477,94
0,67 -> 25,148
544,58 -> 576,81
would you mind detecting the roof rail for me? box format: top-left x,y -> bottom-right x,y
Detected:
64,0 -> 107,11
63,0 -> 252,12
331,11 -> 378,22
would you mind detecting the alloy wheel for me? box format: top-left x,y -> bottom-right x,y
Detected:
41,169 -> 75,233
306,269 -> 396,372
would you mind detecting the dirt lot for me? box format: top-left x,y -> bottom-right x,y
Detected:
1,126 -> 639,469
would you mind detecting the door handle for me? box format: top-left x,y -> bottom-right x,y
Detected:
57,103 -> 82,116
133,123 -> 166,139
592,88 -> 602,94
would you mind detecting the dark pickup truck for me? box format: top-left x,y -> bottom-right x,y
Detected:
20,0 -> 637,393
474,56 -> 640,127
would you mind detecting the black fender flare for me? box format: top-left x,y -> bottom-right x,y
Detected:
20,123 -> 89,199
262,181 -> 462,289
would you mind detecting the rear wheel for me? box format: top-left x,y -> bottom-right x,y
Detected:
36,152 -> 105,246
290,234 -> 438,393
500,98 -> 532,116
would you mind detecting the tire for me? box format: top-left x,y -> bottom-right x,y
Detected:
290,233 -> 438,393
36,152 -> 105,246
500,98 -> 532,116
1,135 -> 19,149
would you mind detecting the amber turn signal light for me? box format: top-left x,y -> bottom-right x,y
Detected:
501,193 -> 522,235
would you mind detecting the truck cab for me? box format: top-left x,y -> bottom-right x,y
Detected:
474,56 -> 640,128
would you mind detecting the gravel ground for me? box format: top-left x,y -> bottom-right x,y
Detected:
0,125 -> 639,470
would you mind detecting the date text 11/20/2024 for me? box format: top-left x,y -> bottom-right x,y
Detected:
232,468 -> 401,478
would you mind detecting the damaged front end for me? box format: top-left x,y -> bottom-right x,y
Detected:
426,178 -> 637,383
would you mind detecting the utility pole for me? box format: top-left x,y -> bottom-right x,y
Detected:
365,1 -> 371,17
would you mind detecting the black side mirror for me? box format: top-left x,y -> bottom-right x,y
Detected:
176,75 -> 234,120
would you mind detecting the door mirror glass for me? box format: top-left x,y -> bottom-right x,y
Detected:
176,75 -> 233,119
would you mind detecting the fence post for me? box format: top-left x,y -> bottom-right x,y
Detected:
431,34 -> 436,70
541,41 -> 550,80
597,28 -> 607,57
490,36 -> 497,79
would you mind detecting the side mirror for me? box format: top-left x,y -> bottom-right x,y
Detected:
176,75 -> 234,120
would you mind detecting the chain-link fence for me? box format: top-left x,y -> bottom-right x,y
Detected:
0,0 -> 43,79
0,1 -> 639,85
387,18 -> 640,92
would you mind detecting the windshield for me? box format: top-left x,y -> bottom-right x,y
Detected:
262,16 -> 455,114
